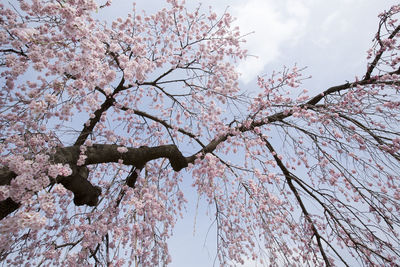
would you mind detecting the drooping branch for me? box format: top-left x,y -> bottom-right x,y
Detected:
262,137 -> 332,266
337,113 -> 400,162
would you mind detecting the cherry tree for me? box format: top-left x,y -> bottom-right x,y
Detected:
1,0 -> 400,266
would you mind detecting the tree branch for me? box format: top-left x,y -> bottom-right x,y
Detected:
0,48 -> 28,57
0,143 -> 188,220
263,137 -> 332,266
365,24 -> 400,80
186,72 -> 400,163
74,77 -> 129,147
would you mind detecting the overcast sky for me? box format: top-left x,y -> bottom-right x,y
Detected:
105,1 -> 398,266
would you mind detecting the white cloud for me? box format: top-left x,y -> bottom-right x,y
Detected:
231,0 -> 310,83
286,0 -> 310,18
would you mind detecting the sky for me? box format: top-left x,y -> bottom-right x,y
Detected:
104,1 -> 398,266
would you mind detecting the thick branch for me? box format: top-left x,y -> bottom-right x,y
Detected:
54,144 -> 188,171
0,198 -> 20,221
0,143 -> 188,220
0,169 -> 19,219
58,165 -> 101,206
0,164 -> 100,220
0,168 -> 16,186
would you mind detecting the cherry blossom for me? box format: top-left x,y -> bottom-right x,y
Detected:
1,0 -> 400,266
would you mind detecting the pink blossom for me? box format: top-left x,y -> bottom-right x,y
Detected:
117,146 -> 128,153
0,1 -> 399,266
